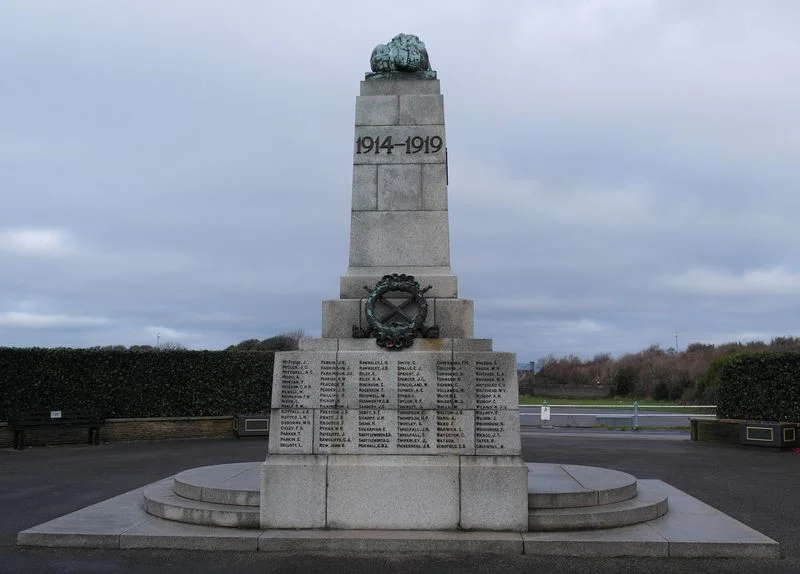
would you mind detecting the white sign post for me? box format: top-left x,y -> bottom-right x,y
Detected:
540,402 -> 551,428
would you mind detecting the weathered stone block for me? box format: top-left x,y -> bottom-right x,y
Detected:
326,455 -> 459,529
298,338 -> 339,352
453,339 -> 493,352
434,409 -> 475,452
335,337 -> 455,352
460,456 -> 529,531
422,164 -> 448,210
360,79 -> 440,96
377,164 -> 422,210
349,211 -> 450,267
355,95 -> 398,126
399,94 -> 445,125
340,266 -> 458,298
267,408 -> 314,453
428,298 -> 474,338
322,299 -> 363,338
352,165 -> 378,211
260,455 -> 327,528
474,409 -> 522,456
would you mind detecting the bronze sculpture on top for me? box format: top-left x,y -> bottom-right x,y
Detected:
368,33 -> 438,79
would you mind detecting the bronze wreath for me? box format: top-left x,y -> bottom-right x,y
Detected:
365,274 -> 430,350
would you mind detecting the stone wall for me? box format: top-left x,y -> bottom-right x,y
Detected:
0,416 -> 237,448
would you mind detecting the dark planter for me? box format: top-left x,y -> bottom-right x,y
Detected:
739,422 -> 798,449
234,413 -> 269,438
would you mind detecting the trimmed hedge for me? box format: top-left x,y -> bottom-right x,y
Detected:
717,351 -> 800,422
0,348 -> 274,421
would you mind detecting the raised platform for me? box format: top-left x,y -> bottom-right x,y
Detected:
17,462 -> 779,557
143,462 -> 662,532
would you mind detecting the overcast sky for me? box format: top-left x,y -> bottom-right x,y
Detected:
2,1 -> 798,363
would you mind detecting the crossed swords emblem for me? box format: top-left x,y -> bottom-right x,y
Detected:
373,292 -> 418,326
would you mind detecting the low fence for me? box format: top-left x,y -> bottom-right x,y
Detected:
519,403 -> 718,429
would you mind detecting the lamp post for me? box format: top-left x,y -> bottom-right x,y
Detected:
674,332 -> 678,353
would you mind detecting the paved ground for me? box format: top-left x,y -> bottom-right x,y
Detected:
1,432 -> 798,573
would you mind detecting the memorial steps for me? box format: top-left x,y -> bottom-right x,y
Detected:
142,462 -> 668,532
143,478 -> 260,529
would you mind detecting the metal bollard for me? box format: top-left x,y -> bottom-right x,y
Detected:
633,401 -> 639,429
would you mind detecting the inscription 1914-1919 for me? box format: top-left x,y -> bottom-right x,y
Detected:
355,135 -> 443,155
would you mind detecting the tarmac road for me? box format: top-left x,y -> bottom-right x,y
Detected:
1,432 -> 798,574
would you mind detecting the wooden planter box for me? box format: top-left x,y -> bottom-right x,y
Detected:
234,413 -> 270,437
690,418 -> 799,449
690,418 -> 741,444
739,422 -> 799,449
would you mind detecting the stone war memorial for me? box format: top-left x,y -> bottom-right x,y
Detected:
261,33 -> 527,531
17,34 -> 780,557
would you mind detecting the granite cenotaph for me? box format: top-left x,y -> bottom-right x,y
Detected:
260,34 -> 529,531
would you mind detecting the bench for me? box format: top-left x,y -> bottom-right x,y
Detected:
9,410 -> 104,450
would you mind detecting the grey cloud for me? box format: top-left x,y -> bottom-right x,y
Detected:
1,1 -> 798,361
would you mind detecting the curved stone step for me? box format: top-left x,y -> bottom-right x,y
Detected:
143,479 -> 259,528
527,463 -> 637,509
173,462 -> 260,507
528,481 -> 668,531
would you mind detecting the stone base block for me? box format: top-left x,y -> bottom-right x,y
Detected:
348,211 -> 450,267
341,266 -> 458,298
327,455 -> 460,530
460,456 -> 529,531
260,455 -> 327,529
298,338 -> 493,352
260,454 -> 528,531
322,298 -> 473,339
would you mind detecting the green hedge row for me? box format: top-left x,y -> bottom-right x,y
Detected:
0,348 -> 274,421
717,351 -> 800,422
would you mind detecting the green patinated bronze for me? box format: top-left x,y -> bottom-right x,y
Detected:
367,34 -> 437,80
353,274 -> 439,350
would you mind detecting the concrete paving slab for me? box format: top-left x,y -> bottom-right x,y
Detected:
259,529 -> 524,554
523,523 -> 669,557
173,463 -> 250,501
527,463 -> 637,509
214,463 -> 261,506
525,481 -> 779,558
220,463 -> 261,489
529,476 -> 585,492
17,486 -> 149,548
640,481 -> 780,558
527,462 -> 569,477
122,519 -> 261,551
16,472 -> 780,559
562,464 -> 638,505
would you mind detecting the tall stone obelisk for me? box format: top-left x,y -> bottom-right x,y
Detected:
261,34 -> 528,532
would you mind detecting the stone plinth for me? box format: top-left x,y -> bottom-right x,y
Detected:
260,338 -> 528,531
340,75 -> 456,301
261,453 -> 528,531
260,70 -> 529,532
